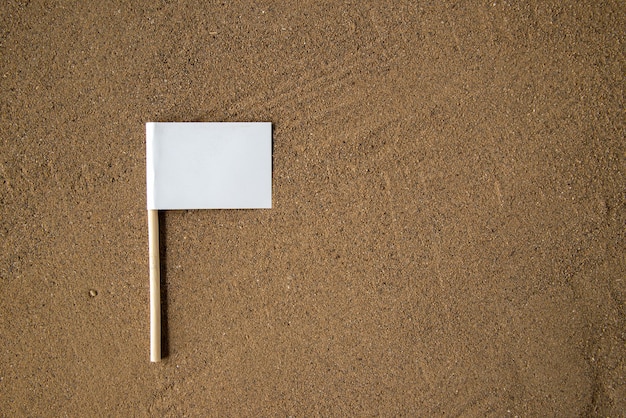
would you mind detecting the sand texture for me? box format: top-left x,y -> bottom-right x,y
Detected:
1,1 -> 625,416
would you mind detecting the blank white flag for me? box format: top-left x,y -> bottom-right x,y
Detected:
146,122 -> 272,210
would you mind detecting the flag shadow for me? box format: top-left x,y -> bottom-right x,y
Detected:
158,210 -> 170,359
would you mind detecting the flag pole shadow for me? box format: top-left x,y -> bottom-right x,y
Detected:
158,210 -> 170,359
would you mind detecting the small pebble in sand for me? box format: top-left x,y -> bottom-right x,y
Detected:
89,289 -> 98,297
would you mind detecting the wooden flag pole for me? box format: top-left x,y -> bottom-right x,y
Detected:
148,209 -> 161,362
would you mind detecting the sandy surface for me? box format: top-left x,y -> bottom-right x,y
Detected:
1,1 -> 625,416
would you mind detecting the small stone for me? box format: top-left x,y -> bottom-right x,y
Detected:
89,289 -> 98,298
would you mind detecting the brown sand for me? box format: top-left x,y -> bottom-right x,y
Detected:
1,1 -> 625,416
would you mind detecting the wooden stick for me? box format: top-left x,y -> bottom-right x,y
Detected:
148,209 -> 161,362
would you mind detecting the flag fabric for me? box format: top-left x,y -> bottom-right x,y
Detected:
146,122 -> 272,210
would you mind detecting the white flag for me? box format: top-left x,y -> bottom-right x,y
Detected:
146,122 -> 272,210
145,121 -> 272,362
